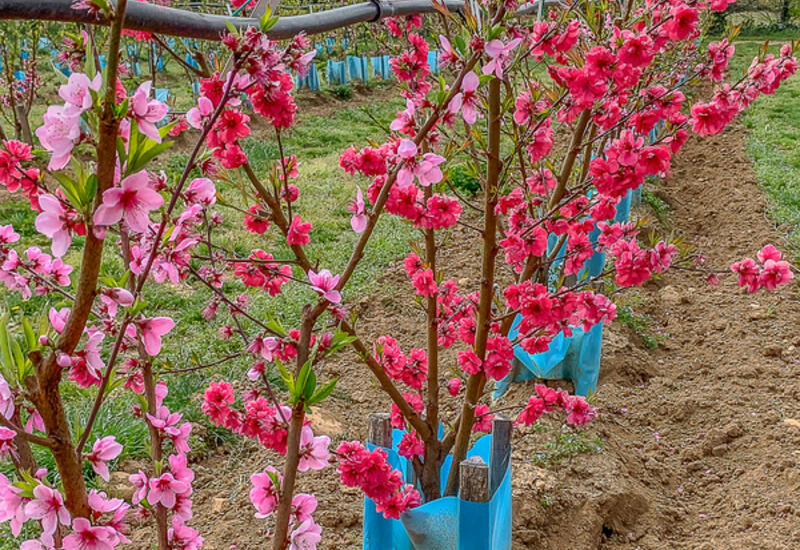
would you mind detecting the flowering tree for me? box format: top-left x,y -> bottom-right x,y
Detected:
0,0 -> 795,548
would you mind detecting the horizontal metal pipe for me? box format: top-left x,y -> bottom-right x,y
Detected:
0,0 -> 560,41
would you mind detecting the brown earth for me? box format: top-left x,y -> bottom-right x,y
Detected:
127,120 -> 800,550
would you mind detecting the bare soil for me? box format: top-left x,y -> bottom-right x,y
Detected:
128,121 -> 800,550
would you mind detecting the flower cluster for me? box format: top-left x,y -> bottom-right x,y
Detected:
336,440 -> 421,519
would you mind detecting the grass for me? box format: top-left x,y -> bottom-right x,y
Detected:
532,427 -> 604,466
727,40 -> 800,251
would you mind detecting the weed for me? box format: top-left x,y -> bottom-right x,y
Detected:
616,304 -> 661,349
533,428 -> 604,466
329,84 -> 353,101
642,188 -> 672,229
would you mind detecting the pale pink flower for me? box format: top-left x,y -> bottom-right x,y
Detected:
88,490 -> 123,515
82,329 -> 105,378
130,81 -> 169,143
449,71 -> 481,125
93,170 -> 164,233
35,194 -> 73,257
297,426 -> 330,472
415,153 -> 446,187
186,96 -> 213,129
20,541 -> 50,550
60,73 -> 102,116
168,453 -> 195,485
185,177 -> 216,206
289,518 -> 322,550
482,38 -> 522,80
49,307 -> 70,334
87,436 -> 122,482
128,316 -> 175,356
0,427 -> 17,459
308,270 -> 341,303
0,473 -> 27,535
62,517 -> 119,550
0,374 -> 14,420
24,485 -> 70,547
250,469 -> 280,518
0,225 -> 20,245
148,472 -> 189,509
100,288 -> 134,317
349,187 -> 367,233
168,516 -> 203,550
291,493 -> 317,523
129,471 -> 149,505
36,105 -> 80,171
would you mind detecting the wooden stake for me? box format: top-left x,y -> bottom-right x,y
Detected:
368,412 -> 392,448
489,414 -> 511,495
459,455 -> 490,502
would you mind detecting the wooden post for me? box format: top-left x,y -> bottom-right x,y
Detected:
368,412 -> 392,448
14,105 -> 32,145
489,414 -> 511,495
459,456 -> 489,502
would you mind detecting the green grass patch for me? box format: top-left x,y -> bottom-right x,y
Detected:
731,39 -> 800,251
532,428 -> 604,466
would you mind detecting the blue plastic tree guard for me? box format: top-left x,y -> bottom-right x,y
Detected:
364,431 -> 511,550
347,56 -> 370,82
327,60 -> 348,85
370,56 -> 392,80
296,63 -> 321,91
428,51 -> 440,75
185,54 -> 200,71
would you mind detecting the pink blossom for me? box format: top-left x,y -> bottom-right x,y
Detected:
24,485 -> 70,546
449,71 -> 481,125
185,177 -> 216,206
35,194 -> 73,257
287,215 -> 312,246
62,517 -> 120,550
289,518 -> 322,550
297,426 -> 330,472
249,468 -> 281,518
291,493 -> 317,523
93,170 -> 163,233
0,374 -> 13,420
129,316 -> 175,356
60,73 -> 102,116
187,96 -> 213,129
565,395 -> 597,426
86,436 -> 122,481
148,472 -> 189,509
0,224 -> 20,246
482,38 -> 521,79
36,105 -> 80,171
130,81 -> 169,143
49,307 -> 70,333
168,516 -> 203,550
349,187 -> 368,233
129,471 -> 149,505
308,269 -> 341,304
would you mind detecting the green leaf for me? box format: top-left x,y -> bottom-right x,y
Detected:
225,21 -> 238,35
308,378 -> 337,406
303,369 -> 316,402
275,360 -> 294,396
84,174 -> 98,205
21,317 -> 36,350
128,140 -> 174,175
295,360 -> 311,402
